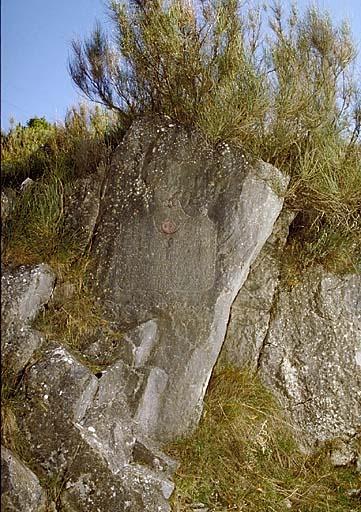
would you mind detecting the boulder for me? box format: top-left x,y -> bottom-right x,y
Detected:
90,117 -> 289,441
258,266 -> 361,463
1,264 -> 55,328
63,168 -> 105,249
1,445 -> 47,512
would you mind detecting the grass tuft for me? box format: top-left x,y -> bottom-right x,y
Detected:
33,257 -> 122,372
1,366 -> 26,454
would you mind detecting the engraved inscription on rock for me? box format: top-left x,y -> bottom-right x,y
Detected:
118,205 -> 217,294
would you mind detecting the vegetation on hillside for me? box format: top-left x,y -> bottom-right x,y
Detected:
1,105 -> 122,266
2,1 -> 360,271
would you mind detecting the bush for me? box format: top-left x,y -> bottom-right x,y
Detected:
69,0 -> 360,271
1,118 -> 56,187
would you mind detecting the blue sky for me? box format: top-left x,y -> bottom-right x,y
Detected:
1,0 -> 360,131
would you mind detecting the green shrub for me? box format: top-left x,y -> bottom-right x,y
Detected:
1,118 -> 56,186
1,104 -> 121,186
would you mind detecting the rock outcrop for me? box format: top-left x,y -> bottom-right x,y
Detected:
1,264 -> 176,512
258,266 -> 361,465
1,117 -> 290,510
218,209 -> 295,371
5,115 -> 358,510
220,225 -> 361,467
19,342 -> 174,512
90,117 -> 288,441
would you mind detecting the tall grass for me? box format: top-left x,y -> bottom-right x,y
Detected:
168,368 -> 361,511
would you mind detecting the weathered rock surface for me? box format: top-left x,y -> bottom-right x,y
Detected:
1,445 -> 47,512
219,210 -> 361,466
218,201 -> 361,466
218,209 -> 295,371
90,117 -> 289,441
64,168 -> 105,248
18,342 -> 174,511
1,264 -> 56,373
258,266 -> 361,463
1,264 -> 55,328
2,113 -> 359,511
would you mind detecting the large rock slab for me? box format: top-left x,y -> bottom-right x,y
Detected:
258,266 -> 361,464
1,445 -> 46,512
19,343 -> 174,511
90,117 -> 288,440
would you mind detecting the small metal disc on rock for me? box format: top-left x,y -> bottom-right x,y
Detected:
161,219 -> 176,234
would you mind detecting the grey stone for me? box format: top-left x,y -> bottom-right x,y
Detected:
82,319 -> 159,372
77,325 -> 125,367
135,367 -> 169,436
258,266 -> 361,463
1,264 -> 56,373
119,464 -> 174,507
1,325 -> 45,376
1,264 -> 56,328
90,117 -> 289,440
19,343 -> 175,511
20,177 -> 34,190
125,319 -> 159,368
219,209 -> 295,371
217,211 -> 361,466
132,436 -> 179,477
64,168 -> 105,248
1,445 -> 46,512
19,343 -> 130,475
98,358 -> 144,414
